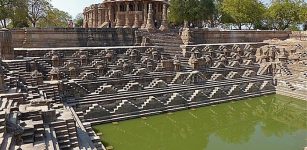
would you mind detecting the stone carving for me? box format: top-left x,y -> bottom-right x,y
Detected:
145,3 -> 156,32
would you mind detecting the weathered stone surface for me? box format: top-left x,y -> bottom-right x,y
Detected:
181,29 -> 291,45
12,28 -> 136,48
0,29 -> 14,59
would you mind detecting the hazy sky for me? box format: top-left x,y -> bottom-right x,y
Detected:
51,0 -> 272,19
51,0 -> 101,18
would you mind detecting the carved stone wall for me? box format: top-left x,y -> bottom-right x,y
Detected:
181,28 -> 291,45
0,29 -> 14,60
11,28 -> 136,48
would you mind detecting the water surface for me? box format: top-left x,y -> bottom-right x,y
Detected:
94,94 -> 307,150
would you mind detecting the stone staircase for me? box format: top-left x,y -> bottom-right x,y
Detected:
188,90 -> 208,102
142,31 -> 183,57
147,78 -> 168,88
165,93 -> 187,106
120,82 -> 144,92
94,85 -> 117,94
285,82 -> 296,91
244,83 -> 259,93
209,87 -> 226,99
280,64 -> 293,76
38,84 -> 61,102
227,85 -> 242,96
141,30 -> 194,70
4,61 -> 27,73
51,119 -> 79,149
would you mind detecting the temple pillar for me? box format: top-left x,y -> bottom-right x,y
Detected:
146,3 -> 155,32
132,2 -> 140,28
105,9 -> 109,24
111,4 -> 115,27
90,9 -> 94,28
97,6 -> 102,27
108,4 -> 115,27
94,4 -> 99,28
83,11 -> 87,27
100,7 -> 105,26
159,4 -> 168,31
141,2 -> 148,29
115,3 -> 123,28
124,2 -> 131,28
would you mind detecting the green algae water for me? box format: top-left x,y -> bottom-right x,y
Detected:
93,94 -> 307,150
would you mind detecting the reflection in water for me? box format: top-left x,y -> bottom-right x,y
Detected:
94,94 -> 307,150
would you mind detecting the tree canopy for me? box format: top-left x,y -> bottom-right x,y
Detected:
0,0 -> 72,28
74,13 -> 84,28
266,0 -> 303,30
37,8 -> 72,28
169,0 -> 216,26
221,0 -> 265,29
168,0 -> 307,30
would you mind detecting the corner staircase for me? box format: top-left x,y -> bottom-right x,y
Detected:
141,30 -> 183,56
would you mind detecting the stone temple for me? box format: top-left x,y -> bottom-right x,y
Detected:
0,3 -> 307,150
83,0 -> 169,31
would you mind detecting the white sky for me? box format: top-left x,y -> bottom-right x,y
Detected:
51,0 -> 102,18
50,0 -> 280,19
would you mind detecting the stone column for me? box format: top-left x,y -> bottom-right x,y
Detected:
0,29 -> 14,60
159,4 -> 168,31
141,2 -> 148,29
124,2 -> 131,28
115,3 -> 122,28
105,9 -> 109,24
132,2 -> 140,28
83,10 -> 87,27
108,4 -> 113,27
146,3 -> 155,32
90,9 -> 94,28
100,6 -> 105,25
94,4 -> 99,28
97,6 -> 102,27
110,4 -> 115,27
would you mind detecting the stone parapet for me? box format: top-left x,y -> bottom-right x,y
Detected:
11,28 -> 136,48
0,29 -> 14,60
181,28 -> 291,45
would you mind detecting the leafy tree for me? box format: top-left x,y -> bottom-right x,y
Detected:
0,0 -> 15,28
27,0 -> 51,27
74,13 -> 84,27
199,0 -> 217,27
10,0 -> 29,28
266,0 -> 302,30
37,8 -> 72,28
221,0 -> 265,29
169,0 -> 202,25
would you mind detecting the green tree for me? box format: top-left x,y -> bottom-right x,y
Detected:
74,13 -> 84,27
27,0 -> 51,27
221,0 -> 265,29
37,8 -> 72,28
10,0 -> 29,28
0,0 -> 15,28
169,0 -> 201,26
199,0 -> 217,27
266,0 -> 302,30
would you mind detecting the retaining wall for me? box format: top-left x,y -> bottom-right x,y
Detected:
11,28 -> 136,48
181,28 -> 291,45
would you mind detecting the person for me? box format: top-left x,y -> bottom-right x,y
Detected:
154,20 -> 158,28
179,26 -> 183,36
108,20 -> 112,28
68,20 -> 74,28
189,22 -> 194,28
